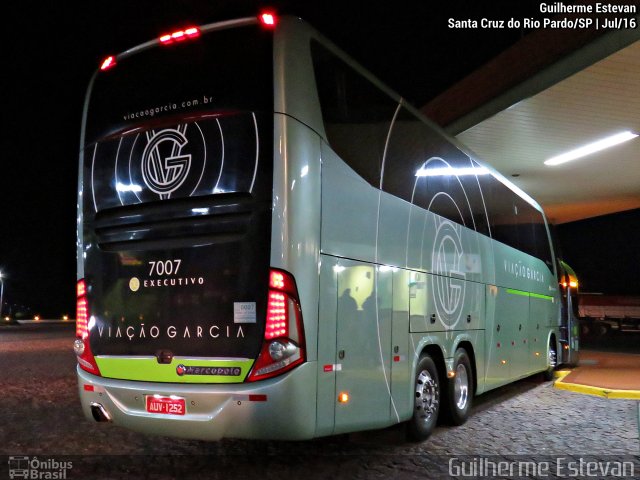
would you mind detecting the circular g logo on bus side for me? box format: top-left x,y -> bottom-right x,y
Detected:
141,128 -> 192,198
432,220 -> 466,329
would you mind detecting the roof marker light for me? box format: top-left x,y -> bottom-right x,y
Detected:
260,11 -> 277,27
544,130 -> 638,166
159,27 -> 201,45
100,56 -> 116,71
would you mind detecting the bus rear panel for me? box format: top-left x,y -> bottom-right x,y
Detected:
77,20 -> 318,440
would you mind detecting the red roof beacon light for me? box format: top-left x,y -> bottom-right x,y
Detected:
259,11 -> 277,28
100,55 -> 116,71
159,26 -> 201,45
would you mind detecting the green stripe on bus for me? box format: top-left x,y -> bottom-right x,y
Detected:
95,357 -> 254,383
506,288 -> 554,301
506,288 -> 530,297
530,292 -> 554,301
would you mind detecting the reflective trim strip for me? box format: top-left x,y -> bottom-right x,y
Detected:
94,356 -> 254,383
506,288 -> 530,297
232,394 -> 268,402
323,364 -> 342,372
530,292 -> 554,301
506,288 -> 554,301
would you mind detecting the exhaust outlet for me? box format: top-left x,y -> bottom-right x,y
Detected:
90,402 -> 112,422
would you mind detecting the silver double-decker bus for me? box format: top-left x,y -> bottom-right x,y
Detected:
76,12 -> 560,441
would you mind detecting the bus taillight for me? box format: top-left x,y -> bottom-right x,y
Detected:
74,279 -> 101,376
259,11 -> 277,28
159,27 -> 201,45
248,269 -> 305,381
100,56 -> 116,71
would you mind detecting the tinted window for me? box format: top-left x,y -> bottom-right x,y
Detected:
311,41 -> 398,187
477,173 -> 553,266
477,175 -> 519,249
87,113 -> 269,212
383,108 -> 490,233
86,26 -> 273,145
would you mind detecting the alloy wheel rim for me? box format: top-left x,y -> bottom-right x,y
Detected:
415,369 -> 438,423
454,363 -> 469,410
548,346 -> 557,369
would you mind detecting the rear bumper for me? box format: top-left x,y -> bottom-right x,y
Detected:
77,361 -> 317,440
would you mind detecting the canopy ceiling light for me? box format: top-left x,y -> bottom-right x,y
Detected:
544,131 -> 638,166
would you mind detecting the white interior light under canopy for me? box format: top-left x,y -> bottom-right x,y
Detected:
544,131 -> 638,166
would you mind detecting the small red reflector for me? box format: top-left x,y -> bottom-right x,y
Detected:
260,12 -> 277,27
249,394 -> 267,402
323,365 -> 333,372
393,355 -> 400,363
159,27 -> 201,45
100,56 -> 116,71
83,384 -> 95,392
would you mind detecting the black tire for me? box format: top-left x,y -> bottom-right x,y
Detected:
406,355 -> 440,442
543,339 -> 557,381
441,348 -> 473,426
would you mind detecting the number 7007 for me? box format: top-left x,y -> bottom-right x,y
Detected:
148,259 -> 182,276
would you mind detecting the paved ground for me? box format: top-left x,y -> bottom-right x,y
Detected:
0,324 -> 638,479
560,350 -> 640,392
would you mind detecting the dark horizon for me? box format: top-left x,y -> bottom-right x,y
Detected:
556,208 -> 640,296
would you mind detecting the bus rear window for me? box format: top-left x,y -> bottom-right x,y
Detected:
85,25 -> 273,145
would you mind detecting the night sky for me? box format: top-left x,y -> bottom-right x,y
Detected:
2,1 -> 637,317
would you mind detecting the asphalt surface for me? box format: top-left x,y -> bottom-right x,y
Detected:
0,324 -> 638,479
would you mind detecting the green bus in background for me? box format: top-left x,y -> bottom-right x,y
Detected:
75,12 -> 561,441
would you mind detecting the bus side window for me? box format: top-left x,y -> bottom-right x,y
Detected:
477,175 -> 519,251
477,174 -> 553,266
382,107 -> 488,232
311,41 -> 398,189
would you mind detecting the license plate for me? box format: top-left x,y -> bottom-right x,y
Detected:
145,395 -> 186,415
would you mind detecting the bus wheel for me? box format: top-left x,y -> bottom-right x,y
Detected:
407,355 -> 440,441
442,348 -> 473,426
543,340 -> 557,381
595,322 -> 610,337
